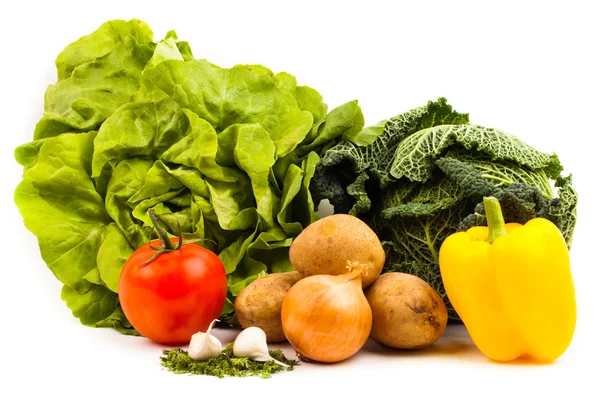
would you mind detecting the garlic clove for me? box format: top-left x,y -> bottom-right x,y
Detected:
233,326 -> 268,356
248,353 -> 271,362
207,334 -> 222,349
188,333 -> 207,359
233,326 -> 289,368
188,319 -> 223,361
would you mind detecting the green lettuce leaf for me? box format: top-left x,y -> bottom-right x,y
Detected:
61,283 -> 137,335
36,21 -> 195,140
15,19 -> 365,333
35,20 -> 155,139
14,131 -> 134,330
277,164 -> 305,236
55,19 -> 154,80
138,60 -> 315,158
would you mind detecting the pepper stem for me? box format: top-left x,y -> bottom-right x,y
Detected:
483,196 -> 506,243
148,208 -> 174,250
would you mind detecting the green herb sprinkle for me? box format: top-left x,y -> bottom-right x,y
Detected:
160,343 -> 299,379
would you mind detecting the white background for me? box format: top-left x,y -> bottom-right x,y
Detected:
2,1 -> 599,393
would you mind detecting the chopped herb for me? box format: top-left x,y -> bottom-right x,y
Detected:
160,343 -> 299,378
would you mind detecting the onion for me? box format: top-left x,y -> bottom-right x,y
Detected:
280,261 -> 372,363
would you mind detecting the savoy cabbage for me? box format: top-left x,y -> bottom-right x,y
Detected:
310,98 -> 577,320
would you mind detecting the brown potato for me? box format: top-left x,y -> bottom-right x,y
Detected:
234,271 -> 302,343
365,272 -> 448,349
289,214 -> 385,288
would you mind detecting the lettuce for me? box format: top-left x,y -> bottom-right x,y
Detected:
15,19 -> 363,333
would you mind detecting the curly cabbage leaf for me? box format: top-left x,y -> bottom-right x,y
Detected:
15,19 -> 363,333
311,98 -> 578,320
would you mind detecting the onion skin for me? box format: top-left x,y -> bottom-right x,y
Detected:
280,263 -> 372,363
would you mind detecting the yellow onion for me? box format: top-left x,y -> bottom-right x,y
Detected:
280,261 -> 372,363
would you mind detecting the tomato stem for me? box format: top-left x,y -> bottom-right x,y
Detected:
148,208 -> 175,250
140,208 -> 182,267
140,209 -> 218,267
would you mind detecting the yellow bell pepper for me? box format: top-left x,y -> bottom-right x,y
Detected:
439,196 -> 577,362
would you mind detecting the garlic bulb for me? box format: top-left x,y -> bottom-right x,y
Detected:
233,326 -> 289,368
281,261 -> 372,363
188,319 -> 222,360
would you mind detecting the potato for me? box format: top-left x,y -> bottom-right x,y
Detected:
234,271 -> 302,343
289,214 -> 385,288
365,272 -> 448,349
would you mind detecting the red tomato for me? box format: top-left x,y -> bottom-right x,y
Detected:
118,238 -> 227,345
